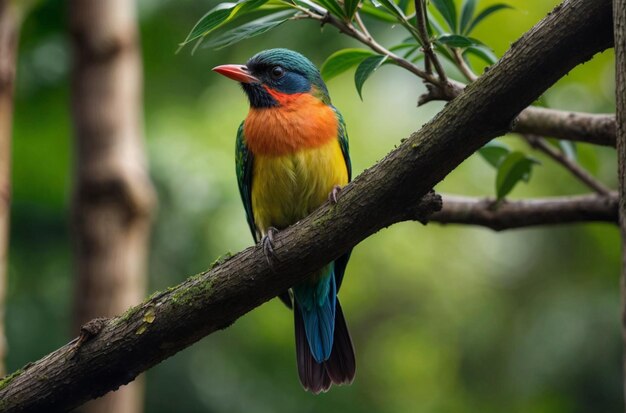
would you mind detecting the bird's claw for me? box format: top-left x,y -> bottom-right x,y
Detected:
262,227 -> 279,269
328,185 -> 342,205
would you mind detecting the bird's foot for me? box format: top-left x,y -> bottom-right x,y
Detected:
328,185 -> 342,205
261,227 -> 279,269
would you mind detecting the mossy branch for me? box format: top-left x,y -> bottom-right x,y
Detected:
0,0 -> 614,411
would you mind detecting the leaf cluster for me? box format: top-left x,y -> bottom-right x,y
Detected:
179,0 -> 586,201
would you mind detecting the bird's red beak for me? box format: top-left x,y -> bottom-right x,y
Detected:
212,64 -> 259,84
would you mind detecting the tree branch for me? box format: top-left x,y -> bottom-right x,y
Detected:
514,106 -> 616,147
418,82 -> 617,147
523,134 -> 613,195
0,0 -> 614,411
430,193 -> 618,231
293,0 -> 441,84
306,2 -> 618,147
612,0 -> 626,405
452,48 -> 478,82
69,0 -> 155,411
414,0 -> 448,83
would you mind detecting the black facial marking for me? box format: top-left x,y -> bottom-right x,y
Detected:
241,83 -> 278,108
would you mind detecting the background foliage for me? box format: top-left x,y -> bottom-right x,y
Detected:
8,0 -> 618,411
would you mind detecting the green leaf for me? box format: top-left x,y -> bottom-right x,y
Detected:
373,0 -> 423,42
321,49 -> 375,81
235,0 -> 272,15
466,3 -> 512,34
360,2 -> 398,22
389,42 -> 419,51
390,41 -> 422,59
478,140 -> 510,168
410,53 -> 425,63
202,11 -> 294,50
355,55 -> 387,99
464,44 -> 497,64
404,46 -> 421,59
433,42 -> 455,63
459,0 -> 476,34
179,0 -> 271,49
427,13 -> 446,35
344,0 -> 361,18
436,34 -> 477,48
398,0 -> 411,13
376,0 -> 406,20
431,0 -> 457,32
495,151 -> 540,200
180,3 -> 237,47
312,0 -> 346,17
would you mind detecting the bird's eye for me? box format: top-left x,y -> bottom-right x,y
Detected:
270,66 -> 285,79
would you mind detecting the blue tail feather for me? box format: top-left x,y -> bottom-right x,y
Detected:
293,264 -> 337,363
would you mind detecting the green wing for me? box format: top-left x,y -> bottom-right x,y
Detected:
331,106 -> 352,291
332,106 -> 352,181
236,122 -> 258,242
238,123 -> 293,308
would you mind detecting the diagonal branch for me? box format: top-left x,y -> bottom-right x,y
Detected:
452,48 -> 478,82
431,193 -> 618,231
0,1 -> 614,411
414,0 -> 448,82
523,134 -> 613,195
296,3 -> 617,147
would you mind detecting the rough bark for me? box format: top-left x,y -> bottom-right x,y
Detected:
0,0 -> 614,411
305,3 -> 617,148
614,0 -> 626,407
424,81 -> 617,147
431,194 -> 618,231
515,107 -> 616,147
0,0 -> 24,378
69,1 -> 155,412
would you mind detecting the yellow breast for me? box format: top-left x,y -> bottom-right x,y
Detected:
251,138 -> 348,234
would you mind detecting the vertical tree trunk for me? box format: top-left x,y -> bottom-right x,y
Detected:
69,1 -> 156,412
615,0 -> 626,409
0,0 -> 24,378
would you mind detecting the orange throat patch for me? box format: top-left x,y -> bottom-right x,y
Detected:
243,89 -> 338,156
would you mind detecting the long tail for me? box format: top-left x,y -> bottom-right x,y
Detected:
293,264 -> 355,393
324,300 -> 356,385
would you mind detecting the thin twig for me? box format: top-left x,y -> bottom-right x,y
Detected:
452,48 -> 478,82
354,12 -> 371,40
523,134 -> 612,196
0,1 -> 614,409
414,0 -> 448,82
292,3 -> 439,84
293,0 -> 616,152
431,193 -> 618,231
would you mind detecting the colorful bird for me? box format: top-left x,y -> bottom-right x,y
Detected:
213,48 -> 356,393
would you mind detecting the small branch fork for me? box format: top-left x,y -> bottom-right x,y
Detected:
293,1 -> 616,147
452,48 -> 478,82
413,0 -> 448,83
292,2 -> 439,83
0,1 -> 617,411
295,2 -> 615,196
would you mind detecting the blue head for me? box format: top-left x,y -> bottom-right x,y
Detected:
213,48 -> 330,108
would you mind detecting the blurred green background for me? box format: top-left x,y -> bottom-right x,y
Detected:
7,0 -> 619,412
